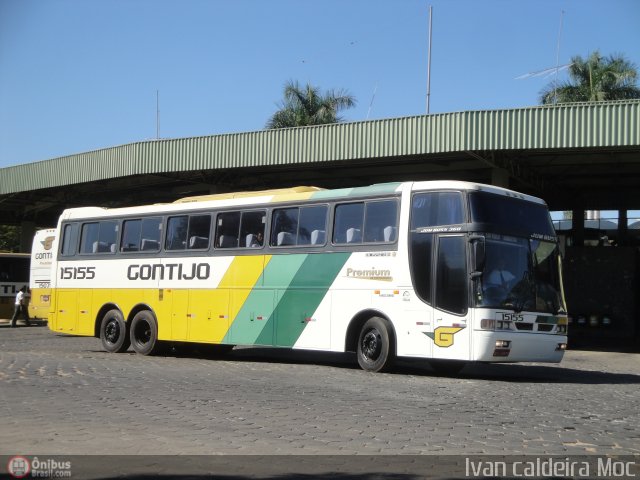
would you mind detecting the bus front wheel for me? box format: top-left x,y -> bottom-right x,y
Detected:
130,310 -> 161,356
100,309 -> 130,353
357,317 -> 394,372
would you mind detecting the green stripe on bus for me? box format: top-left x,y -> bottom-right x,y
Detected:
225,252 -> 350,346
224,254 -> 307,345
258,252 -> 350,347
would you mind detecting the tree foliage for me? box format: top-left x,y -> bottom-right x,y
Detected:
540,51 -> 640,104
0,225 -> 20,252
266,80 -> 356,129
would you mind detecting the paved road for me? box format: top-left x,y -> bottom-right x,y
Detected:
1,322 -> 639,463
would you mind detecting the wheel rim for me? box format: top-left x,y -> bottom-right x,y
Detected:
361,329 -> 382,361
134,320 -> 151,346
105,318 -> 120,345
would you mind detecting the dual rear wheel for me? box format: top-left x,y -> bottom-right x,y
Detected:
99,309 -> 160,355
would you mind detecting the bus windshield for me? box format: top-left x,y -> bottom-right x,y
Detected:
469,191 -> 555,237
478,234 -> 565,315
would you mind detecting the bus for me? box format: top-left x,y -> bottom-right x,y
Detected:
47,181 -> 567,372
0,252 -> 30,319
29,228 -> 56,320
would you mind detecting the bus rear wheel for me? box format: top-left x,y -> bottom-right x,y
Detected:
357,317 -> 394,372
100,309 -> 130,353
130,310 -> 161,355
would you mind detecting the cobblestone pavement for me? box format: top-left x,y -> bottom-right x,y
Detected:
1,322 -> 639,457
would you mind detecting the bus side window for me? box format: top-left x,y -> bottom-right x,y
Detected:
216,212 -> 240,249
271,205 -> 328,247
121,219 -> 142,252
271,208 -> 298,246
140,217 -> 162,252
166,216 -> 189,250
80,221 -> 118,254
121,217 -> 162,252
80,223 -> 99,254
187,214 -> 211,250
410,233 -> 433,304
364,200 -> 398,243
240,211 -> 266,248
411,192 -> 464,229
299,205 -> 327,246
333,203 -> 364,244
60,223 -> 79,257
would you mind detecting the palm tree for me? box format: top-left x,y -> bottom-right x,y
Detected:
540,51 -> 640,104
266,80 -> 356,129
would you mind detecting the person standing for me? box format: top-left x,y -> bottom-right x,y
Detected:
10,286 -> 31,327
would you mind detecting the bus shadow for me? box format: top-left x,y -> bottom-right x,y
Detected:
403,360 -> 640,385
0,319 -> 48,327
166,345 -> 640,385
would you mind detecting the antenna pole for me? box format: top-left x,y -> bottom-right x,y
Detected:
156,90 -> 160,140
426,5 -> 433,114
553,10 -> 565,104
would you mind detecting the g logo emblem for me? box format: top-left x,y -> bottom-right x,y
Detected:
424,326 -> 464,348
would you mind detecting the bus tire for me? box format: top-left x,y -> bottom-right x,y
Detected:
130,310 -> 161,356
357,316 -> 394,372
100,309 -> 130,353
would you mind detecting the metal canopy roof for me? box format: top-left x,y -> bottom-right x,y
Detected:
1,99 -> 638,226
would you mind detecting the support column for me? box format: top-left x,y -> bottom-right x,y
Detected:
19,221 -> 36,253
571,209 -> 584,247
618,209 -> 628,246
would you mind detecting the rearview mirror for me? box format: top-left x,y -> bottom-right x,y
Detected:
469,235 -> 485,275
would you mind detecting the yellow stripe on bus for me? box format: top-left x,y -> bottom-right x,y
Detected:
220,255 -> 272,341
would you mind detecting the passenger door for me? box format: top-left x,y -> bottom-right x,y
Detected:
430,235 -> 471,360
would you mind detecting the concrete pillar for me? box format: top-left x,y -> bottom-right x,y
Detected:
491,168 -> 509,188
618,210 -> 628,246
19,221 -> 36,253
571,209 -> 584,247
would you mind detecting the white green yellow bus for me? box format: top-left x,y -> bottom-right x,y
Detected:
48,181 -> 567,372
29,228 -> 56,320
0,252 -> 30,319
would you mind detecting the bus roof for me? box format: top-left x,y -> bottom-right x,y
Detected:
174,186 -> 325,204
59,180 -> 546,220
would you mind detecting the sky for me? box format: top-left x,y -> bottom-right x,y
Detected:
0,0 -> 638,168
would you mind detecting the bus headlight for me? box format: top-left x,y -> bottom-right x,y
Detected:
493,340 -> 511,357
